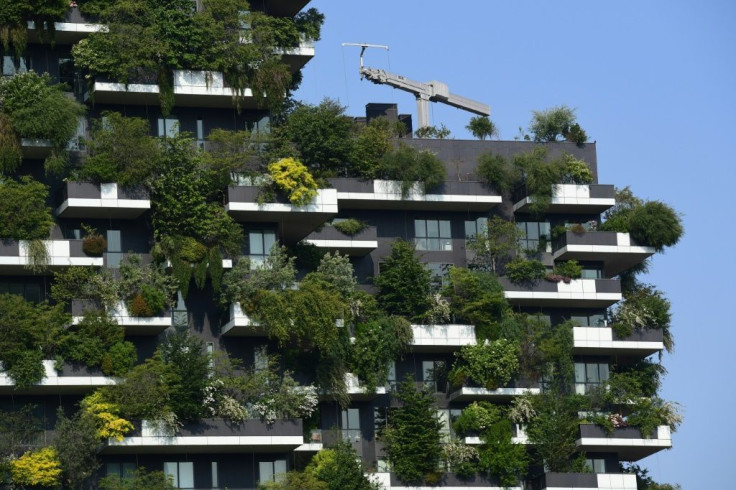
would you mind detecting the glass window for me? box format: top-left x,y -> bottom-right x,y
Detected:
158,117 -> 179,138
164,462 -> 194,489
2,56 -> 29,76
254,345 -> 268,372
0,282 -> 42,303
173,291 -> 188,328
517,221 -> 551,251
387,362 -> 396,391
415,219 -> 452,251
575,362 -> 609,394
570,312 -> 607,327
422,360 -> 446,392
341,408 -> 361,442
106,462 -> 136,479
196,119 -> 205,149
464,218 -> 486,240
581,267 -> 603,279
427,262 -> 451,291
248,229 -> 276,269
211,462 -> 218,488
106,229 -> 122,269
585,458 -> 606,473
259,460 -> 286,484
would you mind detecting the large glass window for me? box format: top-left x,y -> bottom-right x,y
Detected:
517,221 -> 550,251
0,282 -> 42,303
341,408 -> 361,442
106,462 -> 136,479
574,362 -> 609,394
248,229 -> 276,269
585,458 -> 606,473
158,117 -> 179,138
437,408 -> 463,442
106,229 -> 122,268
258,460 -> 286,485
164,462 -> 194,489
415,219 -> 452,251
427,262 -> 452,291
2,56 -> 29,76
570,312 -> 607,327
422,360 -> 447,392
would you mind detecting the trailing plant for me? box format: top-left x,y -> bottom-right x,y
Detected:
504,257 -> 546,285
374,240 -> 432,321
25,238 -> 50,274
610,284 -> 672,351
0,113 -> 22,174
9,446 -> 62,488
627,398 -> 682,437
380,380 -> 444,485
220,245 -> 296,308
0,176 -> 54,240
379,143 -> 446,197
449,340 -> 520,390
266,157 -> 319,206
332,218 -> 367,236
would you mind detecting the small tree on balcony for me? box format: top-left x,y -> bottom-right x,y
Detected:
375,240 -> 432,321
466,116 -> 499,140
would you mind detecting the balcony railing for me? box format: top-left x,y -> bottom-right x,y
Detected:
552,231 -> 655,277
70,299 -> 172,335
56,182 -> 150,219
575,424 -> 672,460
410,324 -> 476,352
528,472 -> 637,490
0,360 -> 114,394
500,277 -> 622,307
0,239 -> 103,272
303,224 -> 378,256
573,326 -> 664,357
512,183 -> 615,214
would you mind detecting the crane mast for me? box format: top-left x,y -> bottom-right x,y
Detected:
342,43 -> 490,129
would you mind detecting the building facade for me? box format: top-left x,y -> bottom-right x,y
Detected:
0,2 -> 676,489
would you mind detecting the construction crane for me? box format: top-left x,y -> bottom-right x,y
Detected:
342,43 -> 490,129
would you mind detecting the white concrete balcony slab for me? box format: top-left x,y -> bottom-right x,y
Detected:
330,178 -> 501,212
0,240 -> 103,274
576,424 -> 672,461
303,225 -> 378,257
372,471 -> 520,489
552,231 -> 655,277
410,324 -> 476,352
449,386 -> 540,402
0,360 -> 114,394
501,278 -> 622,308
70,300 -> 172,335
573,327 -> 664,358
221,303 -> 267,337
56,182 -> 150,219
104,419 -> 304,454
465,424 -> 529,446
513,184 -> 615,214
226,186 -> 338,241
20,138 -> 54,159
320,373 -> 386,401
27,8 -> 104,44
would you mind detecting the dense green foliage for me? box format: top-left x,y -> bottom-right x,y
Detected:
528,105 -> 588,144
381,380 -> 444,484
331,218 -> 367,236
611,284 -> 673,351
0,71 -> 85,173
443,267 -> 506,339
467,216 -> 523,272
504,257 -> 546,285
59,311 -> 135,376
375,240 -> 432,321
476,153 -> 520,193
350,316 -> 412,392
379,143 -> 446,197
0,176 -> 54,240
54,408 -> 101,489
449,340 -> 520,390
99,468 -> 176,490
304,441 -> 380,490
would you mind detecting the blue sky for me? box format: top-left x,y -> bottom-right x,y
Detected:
295,1 -> 736,487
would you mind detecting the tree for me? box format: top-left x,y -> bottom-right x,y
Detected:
274,98 -> 354,177
350,117 -> 395,179
466,116 -> 499,140
0,176 -> 54,240
526,394 -> 584,472
9,446 -> 62,488
375,240 -> 432,321
528,105 -> 583,143
467,216 -> 523,272
476,153 -> 521,193
54,408 -> 101,490
414,124 -> 451,139
379,143 -> 446,197
628,201 -> 683,252
305,441 -> 379,490
381,380 -> 443,484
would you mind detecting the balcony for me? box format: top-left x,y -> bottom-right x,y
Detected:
0,240 -> 103,274
372,472 -> 518,489
329,178 -> 501,211
295,429 -> 324,452
464,424 -> 529,446
528,472 -> 637,490
220,303 -> 268,337
513,184 -> 615,214
303,224 -> 378,256
225,186 -> 338,241
88,71 -> 255,108
104,418 -> 304,454
449,382 -> 540,402
0,360 -> 114,394
553,231 -> 655,277
20,138 -> 54,159
410,324 -> 476,352
71,299 -> 172,336
573,327 -> 664,358
500,278 -> 622,308
319,373 -> 387,401
56,182 -> 150,219
27,7 -> 104,44
575,424 -> 672,460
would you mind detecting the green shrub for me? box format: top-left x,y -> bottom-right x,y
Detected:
178,237 -> 208,263
628,201 -> 683,252
450,340 -> 520,390
380,144 -> 446,197
505,258 -> 546,285
128,293 -> 151,317
350,316 -> 412,393
102,341 -> 137,376
560,154 -> 593,183
6,350 -> 46,389
332,218 -> 367,236
466,116 -> 499,140
552,260 -> 583,279
375,241 -> 432,321
0,176 -> 54,240
99,467 -> 176,490
60,312 -> 124,368
476,153 -> 520,193
528,105 -> 581,143
140,284 -> 166,316
82,234 -> 107,256
267,157 -> 319,206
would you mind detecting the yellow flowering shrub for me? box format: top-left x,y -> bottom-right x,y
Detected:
267,157 -> 318,206
81,391 -> 134,441
10,447 -> 62,487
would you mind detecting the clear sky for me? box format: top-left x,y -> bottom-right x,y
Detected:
295,1 -> 736,487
